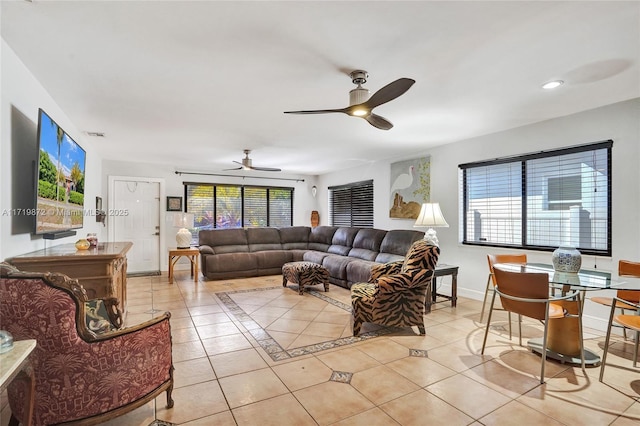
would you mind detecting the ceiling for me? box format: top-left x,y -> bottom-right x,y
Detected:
2,1 -> 639,176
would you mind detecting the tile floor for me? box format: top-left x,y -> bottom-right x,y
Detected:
3,271 -> 640,425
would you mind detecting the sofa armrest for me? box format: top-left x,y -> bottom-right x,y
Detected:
369,260 -> 403,282
199,245 -> 214,255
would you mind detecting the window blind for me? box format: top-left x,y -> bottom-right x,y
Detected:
459,140 -> 612,256
329,180 -> 374,228
184,183 -> 293,239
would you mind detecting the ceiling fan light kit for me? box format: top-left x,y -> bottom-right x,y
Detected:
284,70 -> 415,130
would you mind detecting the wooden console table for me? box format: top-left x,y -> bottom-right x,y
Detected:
7,242 -> 132,313
0,339 -> 36,426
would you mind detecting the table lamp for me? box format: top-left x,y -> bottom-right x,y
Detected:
173,212 -> 194,249
414,203 -> 449,246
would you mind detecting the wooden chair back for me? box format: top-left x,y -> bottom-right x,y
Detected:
493,267 -> 550,321
617,260 -> 640,303
487,253 -> 527,286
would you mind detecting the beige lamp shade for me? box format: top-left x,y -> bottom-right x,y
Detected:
173,212 -> 194,249
414,203 -> 449,246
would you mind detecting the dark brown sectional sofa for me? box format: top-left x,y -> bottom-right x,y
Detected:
198,226 -> 424,289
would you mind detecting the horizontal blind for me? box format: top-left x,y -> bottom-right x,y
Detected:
526,148 -> 609,251
185,183 -> 293,235
269,188 -> 294,227
216,185 -> 242,228
329,180 -> 373,227
244,187 -> 267,228
464,162 -> 522,245
459,140 -> 611,256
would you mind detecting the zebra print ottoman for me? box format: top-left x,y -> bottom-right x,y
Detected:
282,261 -> 330,295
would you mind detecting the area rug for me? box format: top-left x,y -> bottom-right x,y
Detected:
216,286 -> 401,361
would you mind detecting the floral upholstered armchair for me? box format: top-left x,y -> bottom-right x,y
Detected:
0,262 -> 174,426
351,240 -> 440,336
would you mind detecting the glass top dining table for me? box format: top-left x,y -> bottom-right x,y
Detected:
493,262 -> 640,291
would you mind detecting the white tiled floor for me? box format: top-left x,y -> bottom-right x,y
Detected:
3,271 -> 640,425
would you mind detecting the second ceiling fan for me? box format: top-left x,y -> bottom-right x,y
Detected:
227,149 -> 281,172
284,70 -> 415,130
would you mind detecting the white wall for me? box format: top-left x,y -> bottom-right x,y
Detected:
101,159 -> 318,270
1,40 -> 104,260
318,98 -> 640,331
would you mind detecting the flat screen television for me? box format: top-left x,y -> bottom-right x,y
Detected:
34,108 -> 86,238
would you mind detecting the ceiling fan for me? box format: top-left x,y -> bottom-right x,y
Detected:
284,70 -> 415,130
226,149 -> 281,172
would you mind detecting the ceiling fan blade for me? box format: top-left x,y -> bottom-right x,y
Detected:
365,113 -> 393,130
250,166 -> 282,172
284,108 -> 348,115
223,166 -> 243,171
362,78 -> 415,110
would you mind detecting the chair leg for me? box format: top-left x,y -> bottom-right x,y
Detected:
540,320 -> 549,384
508,312 -> 513,340
480,274 -> 492,322
599,302 -> 618,382
8,414 -> 19,426
166,385 -> 174,409
576,292 -> 586,372
634,329 -> 639,368
481,291 -> 498,354
518,314 -> 522,347
417,324 -> 426,335
540,309 -> 550,384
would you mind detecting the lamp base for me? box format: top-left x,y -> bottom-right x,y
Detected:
176,228 -> 192,249
423,228 -> 439,246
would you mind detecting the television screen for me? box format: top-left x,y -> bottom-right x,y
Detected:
34,109 -> 86,236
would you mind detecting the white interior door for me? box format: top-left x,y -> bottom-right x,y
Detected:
111,179 -> 161,274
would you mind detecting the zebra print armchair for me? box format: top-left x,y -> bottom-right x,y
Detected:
350,240 -> 440,336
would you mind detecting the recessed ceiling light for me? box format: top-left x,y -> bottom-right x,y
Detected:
542,80 -> 564,90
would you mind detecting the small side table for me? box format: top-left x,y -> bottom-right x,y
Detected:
425,264 -> 459,313
1,339 -> 37,426
168,247 -> 199,284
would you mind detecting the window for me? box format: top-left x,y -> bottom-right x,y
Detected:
459,140 -> 612,256
185,183 -> 293,238
329,180 -> 374,227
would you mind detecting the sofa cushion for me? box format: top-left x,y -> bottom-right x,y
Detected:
328,227 -> 360,256
322,254 -> 355,281
254,250 -> 292,269
303,250 -> 330,265
345,259 -> 377,284
308,226 -> 338,251
247,227 -> 282,252
279,226 -> 311,250
374,253 -> 406,264
352,228 -> 387,251
205,252 -> 257,273
379,229 -> 424,256
199,229 -> 248,253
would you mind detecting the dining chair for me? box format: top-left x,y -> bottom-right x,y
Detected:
481,266 -> 584,384
590,260 -> 640,341
480,254 -> 528,325
599,296 -> 640,381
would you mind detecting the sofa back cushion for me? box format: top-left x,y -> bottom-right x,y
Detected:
376,229 -> 424,262
199,229 -> 249,254
247,227 -> 282,252
328,227 -> 360,256
308,226 -> 338,251
348,228 -> 387,261
279,226 -> 311,250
